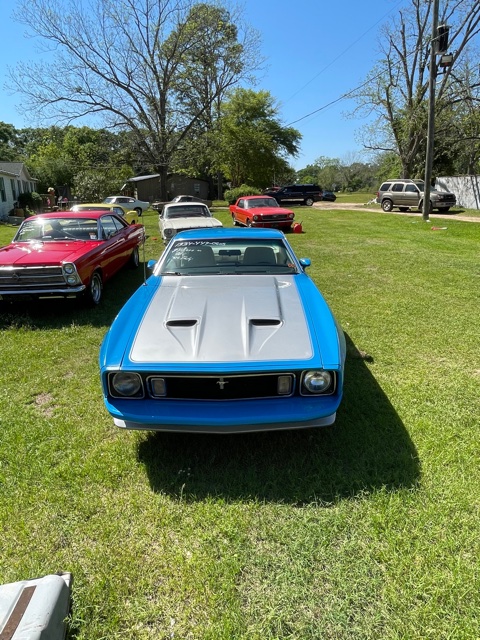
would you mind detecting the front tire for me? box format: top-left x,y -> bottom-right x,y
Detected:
304,197 -> 314,206
382,199 -> 393,212
437,207 -> 450,213
418,200 -> 433,214
134,207 -> 142,216
86,271 -> 103,306
232,215 -> 239,226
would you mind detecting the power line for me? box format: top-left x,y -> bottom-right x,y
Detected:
282,0 -> 406,105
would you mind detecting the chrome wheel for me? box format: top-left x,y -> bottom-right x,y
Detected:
87,272 -> 103,306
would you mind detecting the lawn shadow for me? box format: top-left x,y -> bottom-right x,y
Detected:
137,334 -> 420,505
0,264 -> 147,331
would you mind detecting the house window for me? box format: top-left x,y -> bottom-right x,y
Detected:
10,179 -> 16,201
0,178 -> 6,202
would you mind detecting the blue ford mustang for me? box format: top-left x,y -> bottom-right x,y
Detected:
100,228 -> 346,433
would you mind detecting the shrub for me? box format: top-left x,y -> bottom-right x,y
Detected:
17,191 -> 43,211
223,184 -> 261,205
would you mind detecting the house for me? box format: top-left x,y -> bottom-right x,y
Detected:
0,162 -> 39,221
122,174 -> 210,202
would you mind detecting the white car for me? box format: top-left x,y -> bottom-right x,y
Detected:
103,196 -> 150,215
159,202 -> 223,243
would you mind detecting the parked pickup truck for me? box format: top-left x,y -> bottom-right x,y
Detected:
229,196 -> 295,231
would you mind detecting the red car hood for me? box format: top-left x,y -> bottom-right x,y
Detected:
247,206 -> 293,215
0,241 -> 99,266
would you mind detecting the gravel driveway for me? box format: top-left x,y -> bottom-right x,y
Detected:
313,201 -> 480,222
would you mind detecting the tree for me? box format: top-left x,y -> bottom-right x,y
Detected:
21,125 -> 135,195
351,0 -> 480,178
0,122 -> 22,161
10,0 -> 262,199
217,89 -> 301,188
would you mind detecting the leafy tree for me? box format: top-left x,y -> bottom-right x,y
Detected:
0,122 -> 22,161
351,0 -> 480,178
217,89 -> 301,188
11,0 -> 262,199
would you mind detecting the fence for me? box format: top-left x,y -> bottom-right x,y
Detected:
437,175 -> 480,210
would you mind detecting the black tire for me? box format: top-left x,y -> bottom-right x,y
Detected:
437,207 -> 450,213
382,199 -> 393,212
418,200 -> 433,214
85,271 -> 103,306
232,215 -> 239,226
304,197 -> 314,206
129,246 -> 140,268
399,207 -> 409,212
134,207 -> 142,216
246,219 -> 252,227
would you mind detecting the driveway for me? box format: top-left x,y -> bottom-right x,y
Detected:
313,201 -> 480,222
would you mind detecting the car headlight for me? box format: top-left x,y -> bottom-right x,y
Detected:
253,215 -> 259,221
110,372 -> 143,397
288,213 -> 294,219
302,370 -> 334,395
62,262 -> 76,275
164,229 -> 174,237
62,262 -> 81,284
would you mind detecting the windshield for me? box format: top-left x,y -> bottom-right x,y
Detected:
164,205 -> 210,219
159,238 -> 298,275
14,217 -> 99,242
246,198 -> 279,208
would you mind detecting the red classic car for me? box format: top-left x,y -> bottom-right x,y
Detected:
229,196 -> 295,230
0,211 -> 145,305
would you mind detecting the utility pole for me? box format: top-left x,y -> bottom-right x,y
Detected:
423,0 -> 440,222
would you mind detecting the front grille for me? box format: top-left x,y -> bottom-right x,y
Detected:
146,373 -> 295,400
261,215 -> 290,222
0,266 -> 66,289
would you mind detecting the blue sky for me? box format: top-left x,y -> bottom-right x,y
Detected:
0,0 -> 407,169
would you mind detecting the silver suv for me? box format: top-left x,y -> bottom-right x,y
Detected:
377,179 -> 456,213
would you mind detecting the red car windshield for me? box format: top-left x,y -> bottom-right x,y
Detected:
14,217 -> 99,242
245,198 -> 279,209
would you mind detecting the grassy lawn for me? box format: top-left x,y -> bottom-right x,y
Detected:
1,208 -> 479,639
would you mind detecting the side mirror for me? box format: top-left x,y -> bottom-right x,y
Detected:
147,260 -> 157,271
299,258 -> 311,269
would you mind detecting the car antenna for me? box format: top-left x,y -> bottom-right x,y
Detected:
141,217 -> 147,286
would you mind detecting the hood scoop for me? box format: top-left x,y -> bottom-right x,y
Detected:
166,319 -> 197,327
250,319 -> 281,326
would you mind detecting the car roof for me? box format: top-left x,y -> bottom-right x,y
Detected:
172,228 -> 285,241
32,211 -> 106,220
165,202 -> 208,208
73,203 -> 125,209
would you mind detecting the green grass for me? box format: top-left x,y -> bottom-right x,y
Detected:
1,209 -> 479,639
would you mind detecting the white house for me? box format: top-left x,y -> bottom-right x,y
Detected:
0,162 -> 39,220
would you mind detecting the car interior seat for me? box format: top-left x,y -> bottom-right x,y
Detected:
185,246 -> 216,267
243,246 -> 276,266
